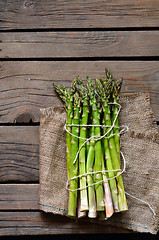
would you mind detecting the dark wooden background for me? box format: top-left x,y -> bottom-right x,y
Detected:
0,0 -> 159,237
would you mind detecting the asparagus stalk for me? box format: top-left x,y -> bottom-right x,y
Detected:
75,78 -> 89,212
78,198 -> 87,218
86,119 -> 97,218
102,71 -> 128,212
68,90 -> 81,217
95,78 -> 119,212
112,79 -> 123,160
111,78 -> 128,211
109,130 -> 128,211
87,76 -> 105,211
101,155 -> 114,218
95,90 -> 114,218
54,81 -> 81,217
53,83 -> 73,179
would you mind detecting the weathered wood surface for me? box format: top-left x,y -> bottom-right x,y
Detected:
0,61 -> 159,123
0,0 -> 159,30
0,211 -> 131,236
1,31 -> 159,58
0,184 -> 39,210
0,126 -> 39,182
1,117 -> 159,182
0,0 -> 159,236
0,183 -> 130,234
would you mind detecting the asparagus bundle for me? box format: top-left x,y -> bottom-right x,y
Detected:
54,69 -> 128,218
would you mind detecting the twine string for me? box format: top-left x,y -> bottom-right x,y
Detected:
64,102 -> 126,165
66,151 -> 126,191
125,192 -> 156,216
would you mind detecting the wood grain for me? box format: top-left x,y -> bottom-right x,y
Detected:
1,31 -> 159,58
0,126 -> 39,182
0,0 -> 159,30
0,61 -> 159,123
0,183 -> 131,234
0,211 -> 131,236
0,0 -> 159,237
0,184 -> 39,210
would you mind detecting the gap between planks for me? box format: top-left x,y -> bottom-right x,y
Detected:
1,27 -> 159,33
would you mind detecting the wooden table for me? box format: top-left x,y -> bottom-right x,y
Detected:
0,0 -> 159,236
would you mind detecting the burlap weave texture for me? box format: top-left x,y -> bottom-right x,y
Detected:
39,92 -> 159,234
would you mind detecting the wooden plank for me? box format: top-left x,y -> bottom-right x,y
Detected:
0,61 -> 159,122
0,126 -> 39,182
1,31 -> 159,58
0,212 -> 131,236
0,0 -> 159,30
0,184 -> 130,234
0,184 -> 131,234
0,184 -> 39,210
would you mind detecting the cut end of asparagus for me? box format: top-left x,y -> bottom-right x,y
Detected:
80,197 -> 89,211
114,209 -> 120,213
88,210 -> 97,218
114,204 -> 120,212
78,210 -> 87,218
80,205 -> 89,212
77,197 -> 87,218
106,209 -> 114,218
119,202 -> 128,212
67,212 -> 76,218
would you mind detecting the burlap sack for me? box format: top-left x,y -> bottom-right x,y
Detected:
39,92 -> 159,234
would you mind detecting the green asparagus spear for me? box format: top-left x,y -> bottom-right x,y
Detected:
75,78 -> 89,212
101,71 -> 128,212
68,91 -> 81,217
95,88 -> 114,217
101,154 -> 114,218
53,83 -> 73,179
95,78 -> 119,212
86,118 -> 97,218
112,78 -> 123,160
87,76 -> 105,211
